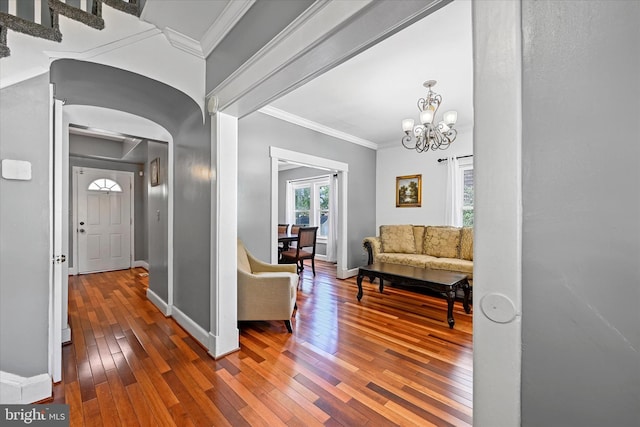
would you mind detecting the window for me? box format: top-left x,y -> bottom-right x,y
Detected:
88,178 -> 122,192
461,164 -> 474,227
289,177 -> 330,239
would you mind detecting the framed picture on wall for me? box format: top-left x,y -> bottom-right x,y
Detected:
396,174 -> 422,207
150,158 -> 160,186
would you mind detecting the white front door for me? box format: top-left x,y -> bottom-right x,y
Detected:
76,168 -> 132,274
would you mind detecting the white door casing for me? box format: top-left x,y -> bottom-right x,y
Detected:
49,94 -> 63,384
269,147 -> 350,278
75,168 -> 133,274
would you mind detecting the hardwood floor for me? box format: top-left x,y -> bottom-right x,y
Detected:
51,261 -> 472,426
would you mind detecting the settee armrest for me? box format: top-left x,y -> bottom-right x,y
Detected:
363,236 -> 382,265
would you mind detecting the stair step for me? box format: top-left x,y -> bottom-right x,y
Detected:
0,0 -> 139,58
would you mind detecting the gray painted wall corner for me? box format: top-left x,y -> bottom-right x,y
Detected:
147,142 -> 168,301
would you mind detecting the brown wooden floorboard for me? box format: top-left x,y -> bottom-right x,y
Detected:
49,260 -> 472,425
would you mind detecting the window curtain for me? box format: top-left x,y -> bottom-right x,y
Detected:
445,156 -> 463,227
285,180 -> 293,225
326,174 -> 339,263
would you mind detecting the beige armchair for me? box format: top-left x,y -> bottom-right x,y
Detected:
237,240 -> 299,332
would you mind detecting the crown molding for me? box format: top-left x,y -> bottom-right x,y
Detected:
164,27 -> 204,59
259,106 -> 378,150
44,28 -> 160,60
201,0 -> 256,58
208,0 -> 337,98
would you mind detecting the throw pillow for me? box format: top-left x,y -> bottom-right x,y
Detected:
380,225 -> 416,254
460,227 -> 473,260
423,226 -> 461,258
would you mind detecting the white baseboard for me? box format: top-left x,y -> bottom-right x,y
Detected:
62,326 -> 71,344
68,266 -> 77,275
0,371 -> 51,404
146,288 -> 171,316
133,260 -> 149,270
171,305 -> 209,348
337,267 -> 358,279
208,330 -> 240,360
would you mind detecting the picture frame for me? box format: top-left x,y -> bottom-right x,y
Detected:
150,158 -> 160,186
396,174 -> 422,207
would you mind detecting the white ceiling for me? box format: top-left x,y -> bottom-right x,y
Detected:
270,0 -> 473,148
141,0 -> 231,41
138,0 -> 473,151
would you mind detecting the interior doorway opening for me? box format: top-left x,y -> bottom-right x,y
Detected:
269,147 -> 350,278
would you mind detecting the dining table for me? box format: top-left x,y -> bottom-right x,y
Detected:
278,232 -> 298,251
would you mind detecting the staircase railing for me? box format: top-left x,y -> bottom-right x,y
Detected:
0,0 -> 139,58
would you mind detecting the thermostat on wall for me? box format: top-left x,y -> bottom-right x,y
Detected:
1,159 -> 32,181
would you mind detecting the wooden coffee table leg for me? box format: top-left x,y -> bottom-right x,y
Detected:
356,271 -> 364,301
446,289 -> 456,328
462,281 -> 471,314
378,278 -> 384,293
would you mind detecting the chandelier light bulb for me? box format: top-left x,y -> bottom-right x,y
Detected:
443,110 -> 458,127
401,80 -> 458,153
420,109 -> 434,125
402,118 -> 415,133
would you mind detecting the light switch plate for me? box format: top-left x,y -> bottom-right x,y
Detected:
1,159 -> 32,181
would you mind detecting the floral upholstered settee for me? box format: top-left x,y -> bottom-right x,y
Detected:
363,225 -> 473,285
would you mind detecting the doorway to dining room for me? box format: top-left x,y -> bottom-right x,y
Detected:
269,146 -> 350,278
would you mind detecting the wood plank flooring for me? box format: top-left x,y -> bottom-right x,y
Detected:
51,261 -> 472,426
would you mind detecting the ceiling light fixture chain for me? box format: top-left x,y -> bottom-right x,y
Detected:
401,80 -> 457,152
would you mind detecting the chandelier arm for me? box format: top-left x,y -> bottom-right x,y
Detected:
401,134 -> 415,150
432,94 -> 442,115
417,98 -> 426,112
430,129 -> 443,150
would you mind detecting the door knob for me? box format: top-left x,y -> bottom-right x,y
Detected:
79,228 -> 85,233
79,221 -> 85,225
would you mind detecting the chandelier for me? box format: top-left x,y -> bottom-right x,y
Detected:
401,80 -> 458,152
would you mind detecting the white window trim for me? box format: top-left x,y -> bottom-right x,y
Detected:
287,175 -> 330,240
87,178 -> 123,192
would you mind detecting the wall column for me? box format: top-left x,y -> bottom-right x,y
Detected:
209,109 -> 240,358
473,1 -> 523,425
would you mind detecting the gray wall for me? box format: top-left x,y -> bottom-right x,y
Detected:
68,155 -> 147,267
51,59 -> 212,331
69,134 -> 126,159
278,166 -> 331,256
147,142 -> 168,302
238,112 -> 376,268
171,112 -> 212,328
521,1 -> 640,425
0,74 -> 50,376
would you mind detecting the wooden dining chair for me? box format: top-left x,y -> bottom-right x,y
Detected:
278,224 -> 289,234
277,224 -> 289,259
280,226 -> 318,275
289,224 -> 301,249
